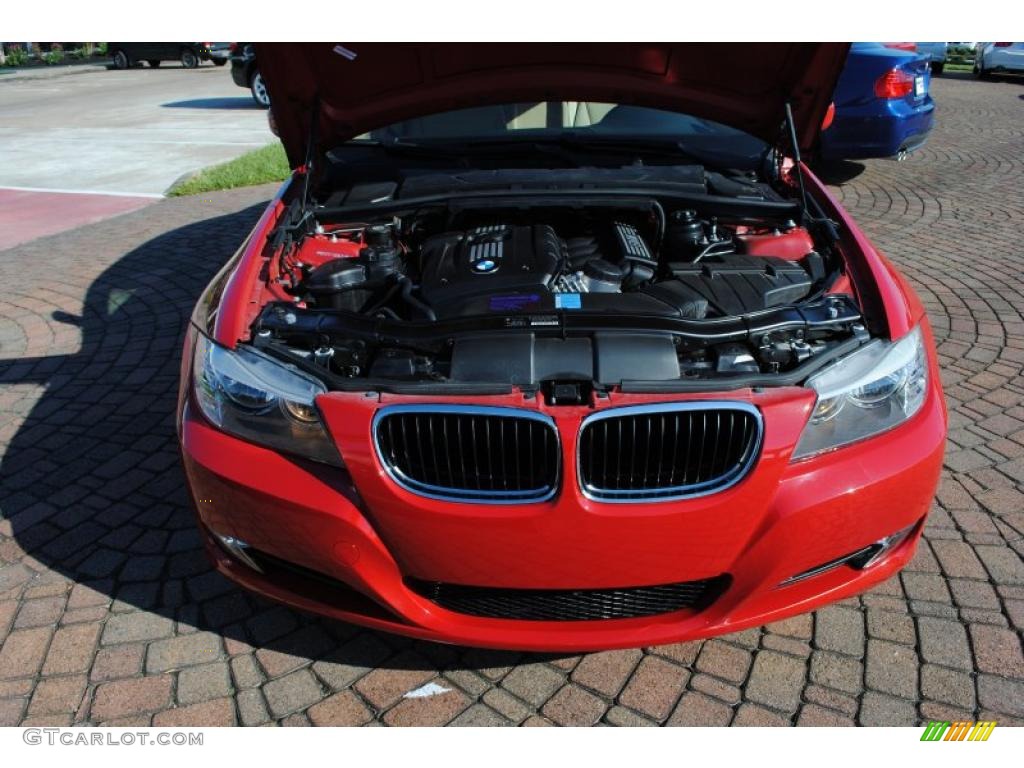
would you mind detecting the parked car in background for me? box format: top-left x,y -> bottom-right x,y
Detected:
230,43 -> 269,107
205,43 -> 232,66
109,42 -> 229,69
975,43 -> 1024,78
916,42 -> 948,74
819,42 -> 934,161
179,43 -> 945,652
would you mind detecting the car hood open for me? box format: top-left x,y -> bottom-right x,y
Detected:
255,43 -> 850,168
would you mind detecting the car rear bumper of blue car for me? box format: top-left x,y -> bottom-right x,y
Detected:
820,98 -> 935,160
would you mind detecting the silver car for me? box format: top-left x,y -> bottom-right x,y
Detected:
975,42 -> 1024,78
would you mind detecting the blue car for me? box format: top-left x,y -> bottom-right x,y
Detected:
819,43 -> 935,161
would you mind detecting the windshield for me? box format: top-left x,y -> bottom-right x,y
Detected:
353,102 -> 768,167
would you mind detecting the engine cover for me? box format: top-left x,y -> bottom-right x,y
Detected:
667,254 -> 813,316
419,224 -> 562,315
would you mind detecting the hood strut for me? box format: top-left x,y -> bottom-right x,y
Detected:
300,95 -> 320,210
784,101 -> 808,225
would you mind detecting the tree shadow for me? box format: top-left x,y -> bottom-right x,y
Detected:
0,201 -> 556,688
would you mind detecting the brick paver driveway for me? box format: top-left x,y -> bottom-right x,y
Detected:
1,75 -> 1023,727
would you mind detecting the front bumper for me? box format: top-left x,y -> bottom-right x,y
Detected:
179,345 -> 945,652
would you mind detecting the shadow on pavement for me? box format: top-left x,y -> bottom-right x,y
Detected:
808,158 -> 867,185
162,97 -> 259,110
0,203 -> 547,679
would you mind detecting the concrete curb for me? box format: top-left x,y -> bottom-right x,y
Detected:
0,62 -> 110,83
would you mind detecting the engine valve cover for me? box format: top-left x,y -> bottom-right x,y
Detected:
419,224 -> 561,314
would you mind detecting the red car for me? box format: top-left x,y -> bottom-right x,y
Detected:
178,43 -> 945,652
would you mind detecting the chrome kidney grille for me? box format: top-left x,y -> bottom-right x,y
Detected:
373,405 -> 560,503
577,402 -> 762,502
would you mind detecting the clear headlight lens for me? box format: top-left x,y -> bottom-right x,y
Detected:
192,335 -> 342,466
793,327 -> 928,459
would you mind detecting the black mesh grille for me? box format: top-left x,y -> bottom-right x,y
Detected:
374,407 -> 559,502
578,405 -> 760,501
409,576 -> 729,621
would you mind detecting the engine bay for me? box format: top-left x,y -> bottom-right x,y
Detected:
249,193 -> 865,396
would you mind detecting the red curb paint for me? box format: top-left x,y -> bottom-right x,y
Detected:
0,189 -> 157,251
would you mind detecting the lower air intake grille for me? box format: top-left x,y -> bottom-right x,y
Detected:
373,405 -> 559,503
578,402 -> 762,501
408,576 -> 729,621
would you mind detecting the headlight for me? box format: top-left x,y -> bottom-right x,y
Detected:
792,327 -> 928,459
192,335 -> 342,466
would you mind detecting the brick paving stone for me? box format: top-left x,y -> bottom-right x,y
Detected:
865,640 -> 918,699
91,675 -> 173,721
917,617 -> 973,670
450,703 -> 509,726
236,689 -> 271,726
949,579 -> 1001,609
761,634 -> 811,659
307,691 -> 373,726
153,697 -> 235,727
230,654 -> 263,690
930,540 -> 989,580
177,661 -> 232,705
858,691 -> 917,726
975,545 -> 1024,585
0,626 -> 52,679
976,675 -> 1024,718
500,662 -> 565,708
353,654 -> 437,710
482,688 -> 533,724
667,692 -> 733,726
542,683 -> 607,726
311,633 -> 392,690
695,639 -> 752,684
733,703 -> 789,726
920,664 -> 975,710
146,631 -> 221,673
797,704 -> 855,726
690,673 -> 741,704
27,675 -> 87,715
746,650 -> 805,712
803,684 -> 858,717
383,685 -> 471,726
866,610 -> 916,645
766,613 -> 813,639
649,640 -> 702,665
101,612 -> 172,645
14,596 -> 65,628
969,624 -> 1024,677
814,606 -> 865,657
618,656 -> 689,721
571,648 -> 642,697
90,644 -> 144,682
902,572 -> 952,603
263,669 -> 324,719
809,651 -> 862,695
0,698 -> 27,726
42,622 -> 100,676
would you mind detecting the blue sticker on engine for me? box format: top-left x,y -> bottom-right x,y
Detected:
555,293 -> 582,310
489,294 -> 540,311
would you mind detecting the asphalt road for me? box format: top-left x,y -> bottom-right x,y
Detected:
0,65 -> 273,196
0,64 -> 275,250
